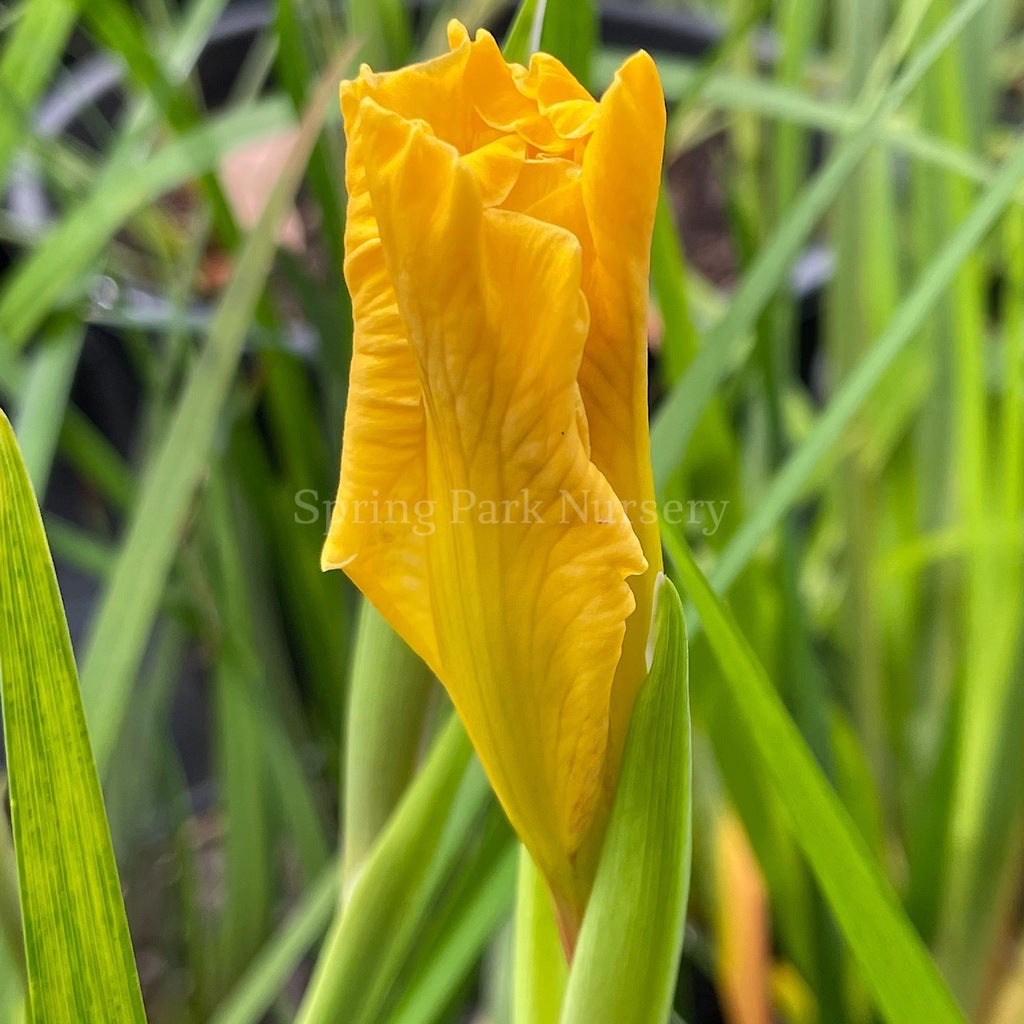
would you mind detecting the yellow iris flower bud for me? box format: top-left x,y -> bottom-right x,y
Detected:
323,20 -> 665,939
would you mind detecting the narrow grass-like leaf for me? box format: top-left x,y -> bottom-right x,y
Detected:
650,189 -> 698,386
349,759 -> 495,1024
539,0 -> 594,88
219,483 -> 331,880
56,411 -> 134,513
827,0 -> 903,843
928,14 -> 1022,1002
0,410 -> 146,1024
345,0 -> 412,69
599,53 -> 1002,196
230,423 -> 349,747
210,596 -> 273,990
203,469 -> 331,988
0,97 -> 294,351
664,531 -> 967,1024
504,0 -> 547,65
389,830 -> 517,1024
42,517 -> 115,581
78,0 -> 193,128
505,0 -> 592,94
274,0 -> 349,302
208,865 -> 339,1024
709,134 -> 1024,596
163,0 -> 232,82
649,0 -> 991,490
0,0 -> 77,182
12,318 -> 83,494
561,576 -> 691,1024
76,52 -> 351,773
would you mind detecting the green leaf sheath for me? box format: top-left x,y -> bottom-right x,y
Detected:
561,576 -> 692,1024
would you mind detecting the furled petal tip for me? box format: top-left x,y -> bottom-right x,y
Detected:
446,17 -> 470,49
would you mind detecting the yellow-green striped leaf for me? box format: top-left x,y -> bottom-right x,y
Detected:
0,409 -> 146,1024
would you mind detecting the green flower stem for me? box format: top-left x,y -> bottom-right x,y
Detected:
208,865 -> 339,1024
513,847 -> 567,1024
295,716 -> 473,1024
343,599 -> 435,882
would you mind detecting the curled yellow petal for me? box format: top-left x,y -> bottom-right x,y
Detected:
332,96 -> 646,907
463,28 -> 588,154
324,90 -> 438,673
324,23 -> 666,927
460,134 -> 526,207
514,52 -> 601,138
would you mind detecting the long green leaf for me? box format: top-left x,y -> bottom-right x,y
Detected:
349,754 -> 495,1024
12,318 -> 83,494
598,55 -> 1003,195
504,0 -> 547,65
76,52 -> 351,773
505,0 -> 593,91
208,866 -> 340,1024
650,188 -> 698,386
0,97 -> 294,351
344,0 -> 412,69
74,0 -> 241,253
664,531 -> 966,1024
649,0 -> 990,490
78,0 -> 193,128
539,0 -> 594,89
0,0 -> 77,182
389,836 -> 517,1024
0,410 -> 146,1024
709,133 -> 1024,596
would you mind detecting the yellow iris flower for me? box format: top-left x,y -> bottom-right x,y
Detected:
323,20 -> 665,937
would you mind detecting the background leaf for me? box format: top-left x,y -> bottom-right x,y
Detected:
665,530 -> 967,1024
75,50 -> 351,773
